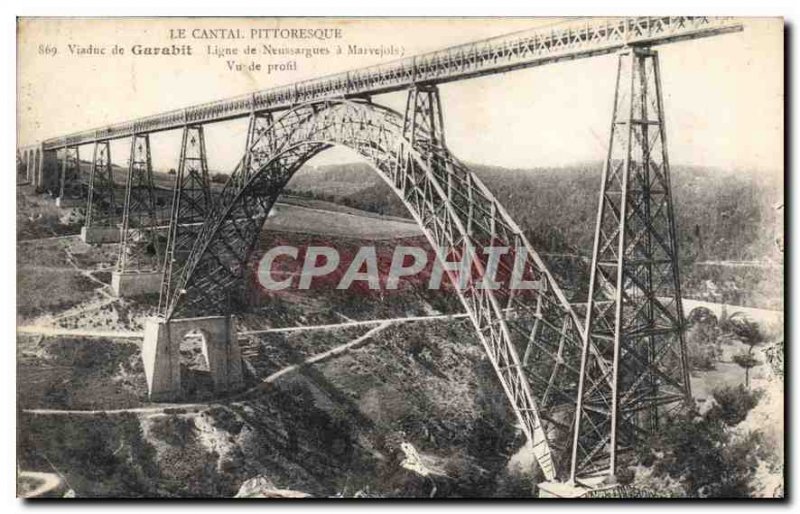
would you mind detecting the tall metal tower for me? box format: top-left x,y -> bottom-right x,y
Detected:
117,134 -> 160,272
570,47 -> 692,482
85,140 -> 117,227
158,125 -> 212,315
58,146 -> 81,201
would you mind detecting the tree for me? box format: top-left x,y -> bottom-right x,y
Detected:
686,307 -> 720,371
732,352 -> 760,388
725,313 -> 767,388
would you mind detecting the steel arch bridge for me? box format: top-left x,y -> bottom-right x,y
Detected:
161,92 -> 615,480
18,17 -> 749,488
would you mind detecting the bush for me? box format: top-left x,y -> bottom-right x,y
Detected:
707,385 -> 763,426
643,387 -> 766,497
688,343 -> 718,371
616,467 -> 635,485
211,172 -> 228,184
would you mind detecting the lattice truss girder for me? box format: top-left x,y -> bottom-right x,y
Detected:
117,134 -> 161,272
570,48 -> 691,480
161,91 -> 611,481
85,140 -> 119,227
43,18 -> 741,150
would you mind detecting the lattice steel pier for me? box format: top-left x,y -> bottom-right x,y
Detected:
569,47 -> 691,483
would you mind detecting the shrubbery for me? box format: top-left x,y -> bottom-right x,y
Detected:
640,385 -> 766,497
707,385 -> 763,427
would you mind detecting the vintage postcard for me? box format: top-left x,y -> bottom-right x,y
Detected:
16,17 -> 784,499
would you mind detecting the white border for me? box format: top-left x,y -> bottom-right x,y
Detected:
4,1 -> 795,512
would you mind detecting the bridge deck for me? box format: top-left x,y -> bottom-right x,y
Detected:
39,17 -> 742,150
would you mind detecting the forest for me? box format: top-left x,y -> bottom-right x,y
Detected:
284,160 -> 784,308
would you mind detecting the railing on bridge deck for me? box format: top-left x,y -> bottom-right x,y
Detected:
38,16 -> 742,150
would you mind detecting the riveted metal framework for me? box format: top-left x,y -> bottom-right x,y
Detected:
158,95 -> 609,480
85,140 -> 118,227
18,17 -> 747,487
569,48 -> 691,482
58,146 -> 82,200
117,134 -> 161,272
158,125 -> 212,315
239,111 -> 276,187
40,18 -> 741,151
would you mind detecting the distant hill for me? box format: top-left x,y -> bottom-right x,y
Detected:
286,161 -> 782,262
284,160 -> 784,308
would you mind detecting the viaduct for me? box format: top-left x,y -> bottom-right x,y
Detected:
17,17 -> 745,495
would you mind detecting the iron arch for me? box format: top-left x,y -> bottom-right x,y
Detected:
165,98 -> 604,480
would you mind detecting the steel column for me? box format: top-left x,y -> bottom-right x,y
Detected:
58,145 -> 81,201
117,134 -> 160,273
238,111 -> 275,189
570,47 -> 691,482
158,125 -> 212,316
85,140 -> 117,227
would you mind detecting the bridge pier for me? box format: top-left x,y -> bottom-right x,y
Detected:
55,196 -> 82,208
537,481 -> 590,499
82,140 -> 120,243
537,475 -> 615,498
114,133 -> 163,296
21,149 -> 33,183
37,148 -> 59,194
142,315 -> 243,401
57,146 -> 82,207
569,47 -> 691,482
28,149 -> 35,183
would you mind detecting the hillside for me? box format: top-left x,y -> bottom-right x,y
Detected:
285,161 -> 784,309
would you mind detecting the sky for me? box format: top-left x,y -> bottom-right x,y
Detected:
17,17 -> 783,176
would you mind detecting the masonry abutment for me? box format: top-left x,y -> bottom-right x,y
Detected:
142,315 -> 244,401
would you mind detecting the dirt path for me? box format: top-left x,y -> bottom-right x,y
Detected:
63,243 -> 115,299
22,322 -> 393,417
22,404 -> 214,416
239,312 -> 469,336
693,260 -> 782,269
17,234 -> 80,244
253,321 -> 391,386
17,470 -> 63,498
17,326 -> 143,339
18,311 -> 469,340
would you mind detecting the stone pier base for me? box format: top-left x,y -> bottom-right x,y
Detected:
537,481 -> 591,498
142,316 -> 244,401
81,226 -> 121,244
111,270 -> 162,297
537,475 -> 614,498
